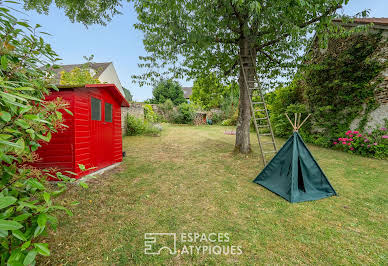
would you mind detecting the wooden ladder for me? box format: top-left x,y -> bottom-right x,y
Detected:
240,51 -> 277,166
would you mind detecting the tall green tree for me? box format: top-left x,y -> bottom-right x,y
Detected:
21,0 -> 352,153
191,74 -> 238,110
151,79 -> 186,105
130,0 -> 350,153
123,87 -> 133,102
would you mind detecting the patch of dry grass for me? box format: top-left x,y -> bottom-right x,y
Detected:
39,125 -> 388,265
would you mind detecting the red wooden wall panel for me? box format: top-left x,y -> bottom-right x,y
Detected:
33,89 -> 75,174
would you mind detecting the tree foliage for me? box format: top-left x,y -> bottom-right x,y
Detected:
21,0 -> 124,25
191,74 -> 238,110
150,79 -> 186,105
130,0 -> 351,86
123,87 -> 133,102
0,3 -> 83,264
59,65 -> 101,85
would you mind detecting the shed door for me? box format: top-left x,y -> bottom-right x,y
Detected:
90,97 -> 114,169
102,102 -> 114,165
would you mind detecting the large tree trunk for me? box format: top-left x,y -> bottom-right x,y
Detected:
235,38 -> 256,154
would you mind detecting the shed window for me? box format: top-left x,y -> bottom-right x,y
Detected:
91,97 -> 101,121
105,103 -> 112,122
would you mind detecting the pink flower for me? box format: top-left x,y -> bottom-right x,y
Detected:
374,142 -> 377,145
333,142 -> 338,145
353,131 -> 359,134
345,132 -> 349,136
382,135 -> 388,139
349,134 -> 353,138
357,134 -> 362,137
364,139 -> 369,143
361,144 -> 364,147
350,147 -> 354,151
367,145 -> 371,148
349,138 -> 353,141
342,142 -> 347,145
381,128 -> 387,131
347,143 -> 351,146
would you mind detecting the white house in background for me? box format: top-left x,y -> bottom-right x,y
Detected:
52,62 -> 125,97
182,87 -> 193,102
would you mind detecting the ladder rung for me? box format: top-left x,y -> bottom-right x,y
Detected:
252,102 -> 264,104
263,150 -> 277,154
254,109 -> 265,112
259,133 -> 272,136
262,141 -> 275,145
256,117 -> 267,120
257,125 -> 269,128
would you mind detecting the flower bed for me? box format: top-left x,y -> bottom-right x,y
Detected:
334,128 -> 388,159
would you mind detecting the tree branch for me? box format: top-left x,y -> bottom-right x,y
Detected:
257,49 -> 281,65
223,58 -> 239,76
257,4 -> 341,49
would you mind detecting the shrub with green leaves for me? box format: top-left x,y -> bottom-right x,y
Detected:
126,115 -> 161,136
173,103 -> 195,124
158,99 -> 174,122
143,104 -> 157,123
333,124 -> 388,159
0,5 -> 80,264
126,115 -> 146,136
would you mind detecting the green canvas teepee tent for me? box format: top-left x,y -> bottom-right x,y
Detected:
253,114 -> 337,203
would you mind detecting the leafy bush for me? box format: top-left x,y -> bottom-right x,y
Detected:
333,125 -> 388,159
210,112 -> 223,125
0,6 -> 83,264
221,108 -> 238,126
158,99 -> 175,122
221,119 -> 233,126
143,104 -> 157,123
126,115 -> 161,136
173,103 -> 196,124
126,115 -> 146,135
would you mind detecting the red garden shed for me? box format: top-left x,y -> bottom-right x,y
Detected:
34,84 -> 130,178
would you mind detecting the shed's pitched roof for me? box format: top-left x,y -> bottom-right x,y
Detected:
333,17 -> 388,27
182,87 -> 192,99
51,62 -> 111,83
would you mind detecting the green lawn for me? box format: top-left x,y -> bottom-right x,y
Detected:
41,125 -> 388,265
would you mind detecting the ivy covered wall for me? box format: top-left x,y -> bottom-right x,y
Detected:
267,29 -> 388,148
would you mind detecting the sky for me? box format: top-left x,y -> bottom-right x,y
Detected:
16,0 -> 388,101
